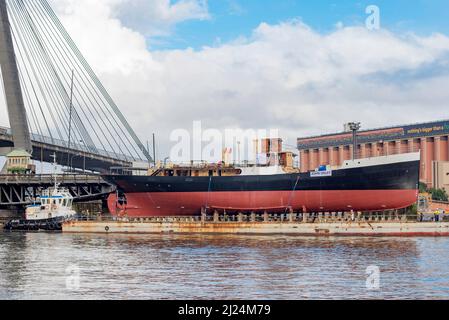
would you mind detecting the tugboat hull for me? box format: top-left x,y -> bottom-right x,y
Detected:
3,216 -> 71,231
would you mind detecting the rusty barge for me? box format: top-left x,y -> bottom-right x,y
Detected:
62,213 -> 449,236
63,138 -> 429,236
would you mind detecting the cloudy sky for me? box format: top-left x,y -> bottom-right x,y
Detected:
2,0 -> 449,160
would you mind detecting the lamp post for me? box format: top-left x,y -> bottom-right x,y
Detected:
70,140 -> 86,173
346,122 -> 361,160
237,141 -> 241,165
79,140 -> 86,173
70,154 -> 80,173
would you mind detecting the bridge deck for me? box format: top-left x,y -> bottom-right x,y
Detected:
0,173 -> 107,184
0,173 -> 115,205
1,127 -> 135,172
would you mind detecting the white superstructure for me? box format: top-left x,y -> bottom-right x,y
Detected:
340,152 -> 420,169
25,153 -> 77,221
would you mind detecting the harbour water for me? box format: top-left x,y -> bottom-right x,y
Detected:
1,231 -> 449,300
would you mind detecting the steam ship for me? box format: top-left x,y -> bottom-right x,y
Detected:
103,139 -> 420,217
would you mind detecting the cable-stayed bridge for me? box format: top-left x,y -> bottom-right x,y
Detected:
0,126 -> 132,171
0,0 -> 152,172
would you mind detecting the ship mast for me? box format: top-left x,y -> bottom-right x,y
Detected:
50,152 -> 58,190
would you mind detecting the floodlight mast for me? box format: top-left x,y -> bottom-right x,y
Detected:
346,122 -> 361,160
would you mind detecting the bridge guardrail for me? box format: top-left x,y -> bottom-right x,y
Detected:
1,125 -> 142,162
0,174 -> 109,184
30,133 -> 135,162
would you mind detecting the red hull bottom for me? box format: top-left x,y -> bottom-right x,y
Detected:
107,190 -> 418,217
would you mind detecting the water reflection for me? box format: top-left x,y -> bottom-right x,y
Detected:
0,232 -> 448,300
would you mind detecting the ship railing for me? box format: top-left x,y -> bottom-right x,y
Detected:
72,211 -> 446,224
73,215 -> 206,223
164,161 -> 282,168
120,161 -> 289,172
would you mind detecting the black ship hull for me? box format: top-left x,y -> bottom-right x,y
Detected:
104,157 -> 420,217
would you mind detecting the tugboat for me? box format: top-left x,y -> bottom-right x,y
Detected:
4,155 -> 77,231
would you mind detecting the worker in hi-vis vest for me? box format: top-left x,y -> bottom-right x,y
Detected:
434,210 -> 441,222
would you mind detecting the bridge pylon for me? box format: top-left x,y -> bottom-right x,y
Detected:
0,0 -> 32,155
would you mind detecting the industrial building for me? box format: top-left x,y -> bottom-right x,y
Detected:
297,120 -> 449,190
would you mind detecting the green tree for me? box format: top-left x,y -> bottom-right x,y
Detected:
429,188 -> 448,202
419,182 -> 428,193
408,203 -> 418,216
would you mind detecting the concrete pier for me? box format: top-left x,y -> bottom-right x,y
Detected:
0,0 -> 32,154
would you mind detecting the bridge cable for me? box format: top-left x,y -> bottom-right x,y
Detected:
6,0 -> 151,163
11,0 -> 112,156
8,3 -> 54,142
40,0 -> 150,161
14,0 -> 99,154
14,0 -> 104,154
9,0 -> 65,141
30,0 -> 138,160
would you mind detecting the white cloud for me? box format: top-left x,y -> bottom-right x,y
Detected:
48,0 -> 210,43
227,0 -> 245,16
2,1 -> 449,160
115,0 -> 210,37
